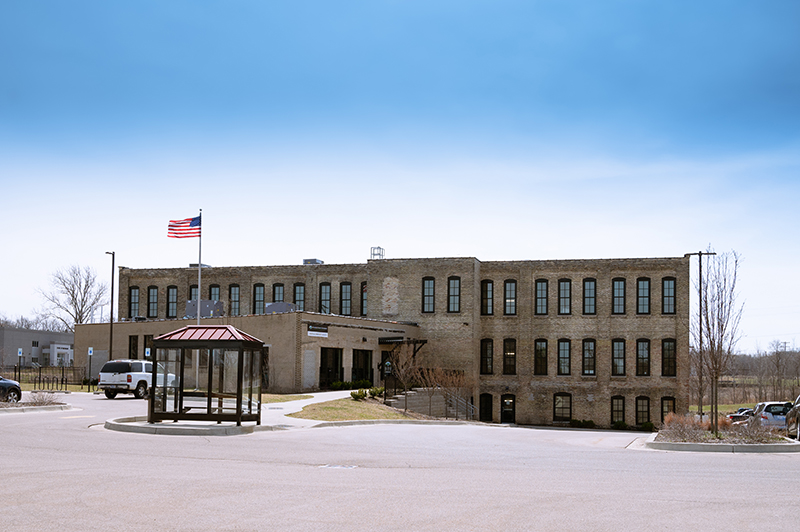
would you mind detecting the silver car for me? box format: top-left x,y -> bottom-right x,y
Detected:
749,401 -> 792,430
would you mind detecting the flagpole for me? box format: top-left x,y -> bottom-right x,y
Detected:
197,209 -> 202,326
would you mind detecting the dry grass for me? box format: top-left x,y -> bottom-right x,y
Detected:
261,394 -> 313,404
657,412 -> 787,444
287,397 -> 420,422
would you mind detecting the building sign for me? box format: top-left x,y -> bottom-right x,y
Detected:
308,324 -> 329,338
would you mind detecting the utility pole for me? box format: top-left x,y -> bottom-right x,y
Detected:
106,251 -> 115,362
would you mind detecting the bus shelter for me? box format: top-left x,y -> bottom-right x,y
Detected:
148,325 -> 265,426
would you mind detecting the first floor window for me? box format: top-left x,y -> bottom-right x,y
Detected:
661,397 -> 676,422
503,338 -> 516,375
662,339 -> 677,376
320,283 -> 331,314
480,339 -> 493,375
612,339 -> 625,376
534,339 -> 547,375
254,284 -> 265,315
557,339 -> 570,375
147,286 -> 158,318
582,339 -> 596,376
611,396 -> 625,425
554,393 -> 572,422
229,285 -> 240,316
167,286 -> 177,318
294,284 -> 305,311
340,282 -> 352,315
636,339 -> 650,376
636,396 -> 650,425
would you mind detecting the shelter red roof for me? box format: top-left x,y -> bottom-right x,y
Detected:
154,325 -> 264,344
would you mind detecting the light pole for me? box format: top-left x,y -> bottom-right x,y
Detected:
106,251 -> 115,361
685,250 -> 716,421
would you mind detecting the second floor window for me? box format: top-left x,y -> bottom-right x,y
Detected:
662,277 -> 676,314
637,278 -> 650,314
480,339 -> 493,375
637,339 -> 650,376
167,286 -> 177,318
209,285 -> 220,301
422,278 -> 435,313
534,339 -> 548,375
558,279 -> 571,315
294,283 -> 305,311
535,279 -> 548,315
481,280 -> 493,315
254,284 -> 265,315
360,282 -> 367,316
448,277 -> 461,313
189,285 -> 198,303
148,286 -> 158,318
340,282 -> 352,316
273,283 -> 284,303
503,338 -> 516,375
612,278 -> 626,314
229,285 -> 240,316
319,283 -> 331,314
612,339 -> 625,376
583,278 -> 596,315
129,287 -> 139,318
558,339 -> 571,375
582,339 -> 596,376
662,339 -> 677,376
504,280 -> 517,315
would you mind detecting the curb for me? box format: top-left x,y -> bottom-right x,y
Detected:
0,404 -> 72,414
644,432 -> 800,453
312,419 -> 478,428
104,416 -> 255,436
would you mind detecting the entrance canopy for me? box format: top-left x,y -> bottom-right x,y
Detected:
149,325 -> 265,426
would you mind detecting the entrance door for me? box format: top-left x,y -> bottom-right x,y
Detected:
501,394 -> 516,423
319,348 -> 343,389
480,393 -> 493,422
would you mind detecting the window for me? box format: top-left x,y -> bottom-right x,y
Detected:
32,340 -> 38,347
340,282 -> 352,316
661,397 -> 676,422
558,279 -> 571,315
253,284 -> 265,315
612,339 -> 625,376
557,339 -> 570,375
167,286 -> 177,318
662,277 -> 676,314
129,287 -> 139,318
583,278 -> 596,315
636,339 -> 650,376
351,349 -> 372,382
319,283 -> 331,314
448,277 -> 461,313
422,277 -> 435,313
480,339 -> 493,375
582,339 -> 596,376
209,285 -> 220,301
535,279 -> 548,315
294,283 -> 305,311
636,396 -> 650,425
481,280 -> 493,315
662,339 -> 677,377
229,285 -> 240,316
189,285 -> 198,302
637,278 -> 650,314
534,339 -> 548,376
147,286 -> 158,318
273,283 -> 284,303
554,393 -> 572,422
128,335 -> 138,359
504,280 -> 517,315
360,282 -> 367,316
612,278 -> 626,314
503,338 -> 516,375
611,396 -> 625,425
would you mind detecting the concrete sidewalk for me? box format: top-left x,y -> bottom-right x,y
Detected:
259,390 -> 354,428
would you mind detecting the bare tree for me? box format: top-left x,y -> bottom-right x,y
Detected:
694,249 -> 744,433
38,265 -> 108,333
414,366 -> 445,417
387,342 -> 420,412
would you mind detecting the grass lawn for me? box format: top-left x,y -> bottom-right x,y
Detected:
689,403 -> 756,415
261,394 -> 313,403
287,398 -> 416,422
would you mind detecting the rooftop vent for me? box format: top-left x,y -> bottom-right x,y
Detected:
370,247 -> 385,260
303,258 -> 324,265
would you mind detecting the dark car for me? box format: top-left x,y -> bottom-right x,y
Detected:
0,375 -> 22,403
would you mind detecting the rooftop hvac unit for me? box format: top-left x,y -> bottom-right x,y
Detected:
303,258 -> 324,265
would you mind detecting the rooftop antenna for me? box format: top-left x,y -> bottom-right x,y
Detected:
370,246 -> 385,260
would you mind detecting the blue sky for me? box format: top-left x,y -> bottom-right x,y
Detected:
1,1 -> 799,353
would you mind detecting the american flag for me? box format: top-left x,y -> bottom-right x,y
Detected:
168,216 -> 201,238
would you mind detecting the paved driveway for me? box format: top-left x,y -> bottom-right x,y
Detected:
1,392 -> 796,531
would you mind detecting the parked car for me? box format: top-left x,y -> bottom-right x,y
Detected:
0,375 -> 22,403
785,395 -> 800,439
727,408 -> 753,423
98,360 -> 175,399
748,401 -> 792,430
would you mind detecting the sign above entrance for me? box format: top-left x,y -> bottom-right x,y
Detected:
308,324 -> 329,338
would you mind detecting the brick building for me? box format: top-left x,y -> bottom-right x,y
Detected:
75,255 -> 690,427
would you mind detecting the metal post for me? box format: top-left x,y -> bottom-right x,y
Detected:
106,251 -> 115,361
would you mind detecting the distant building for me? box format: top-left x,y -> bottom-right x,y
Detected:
74,255 -> 690,427
0,326 -> 74,367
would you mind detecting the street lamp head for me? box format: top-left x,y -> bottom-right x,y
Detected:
106,251 -> 114,255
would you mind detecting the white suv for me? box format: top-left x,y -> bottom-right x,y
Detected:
98,359 -> 157,399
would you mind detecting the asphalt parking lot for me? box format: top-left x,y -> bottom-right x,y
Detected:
1,392 -> 796,531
